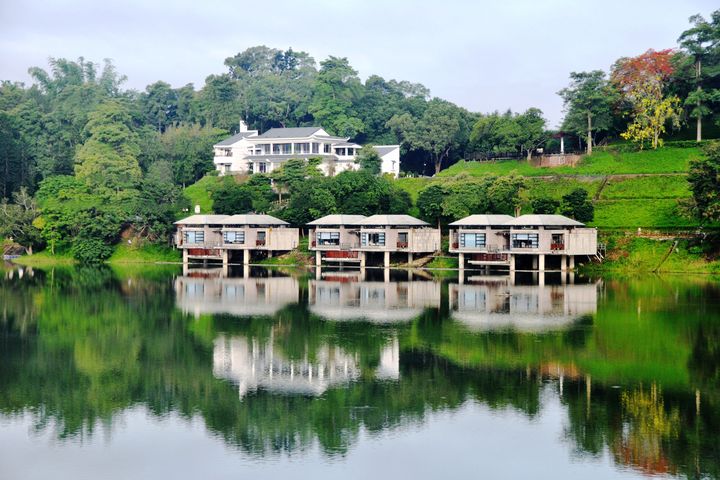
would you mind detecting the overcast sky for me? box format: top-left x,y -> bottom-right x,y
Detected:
1,0 -> 717,127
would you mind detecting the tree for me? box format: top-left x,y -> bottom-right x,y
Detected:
309,57 -> 365,137
469,109 -> 547,160
677,11 -> 720,141
387,99 -> 465,174
558,71 -> 617,154
356,145 -> 382,174
417,184 -> 447,227
74,101 -> 142,190
158,123 -> 227,186
0,187 -> 42,254
283,180 -> 336,225
620,82 -> 682,149
687,141 -> 720,222
141,81 -> 178,132
487,175 -> 525,214
515,108 -> 547,160
211,178 -> 253,215
531,196 -> 560,214
560,188 -> 594,223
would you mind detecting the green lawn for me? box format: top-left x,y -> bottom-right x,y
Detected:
599,175 -> 690,199
108,243 -> 181,263
441,147 -> 701,177
182,175 -> 220,216
592,199 -> 696,228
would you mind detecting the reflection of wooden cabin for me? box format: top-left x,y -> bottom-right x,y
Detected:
175,214 -> 299,265
213,334 -> 361,397
175,275 -> 299,317
353,214 -> 441,266
307,214 -> 366,265
449,279 -> 597,331
308,279 -> 441,322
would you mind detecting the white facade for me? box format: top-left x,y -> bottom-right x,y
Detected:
213,122 -> 401,177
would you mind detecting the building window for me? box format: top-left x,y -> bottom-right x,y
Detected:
460,233 -> 486,248
183,231 -> 205,244
347,148 -> 354,156
317,231 -> 340,246
312,142 -> 320,154
258,163 -> 267,173
335,147 -> 346,156
223,231 -> 245,244
273,143 -> 292,154
294,142 -> 310,154
324,143 -> 331,153
512,233 -> 538,248
361,232 -> 385,246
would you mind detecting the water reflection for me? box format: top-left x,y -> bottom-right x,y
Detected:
450,277 -> 597,331
0,265 -> 718,479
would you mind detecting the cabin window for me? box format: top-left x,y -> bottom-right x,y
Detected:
312,142 -> 320,154
183,231 -> 204,244
361,232 -> 385,246
324,143 -> 331,153
258,163 -> 267,173
460,233 -> 486,248
223,231 -> 245,244
511,233 -> 538,248
317,231 -> 340,246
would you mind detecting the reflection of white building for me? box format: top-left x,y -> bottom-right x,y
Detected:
308,280 -> 441,323
213,334 -> 401,396
449,279 -> 597,332
175,275 -> 299,317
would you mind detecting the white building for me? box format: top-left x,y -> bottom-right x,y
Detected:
213,121 -> 400,177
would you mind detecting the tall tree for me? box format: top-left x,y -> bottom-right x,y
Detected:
558,71 -> 617,155
677,11 -> 720,141
309,57 -> 365,137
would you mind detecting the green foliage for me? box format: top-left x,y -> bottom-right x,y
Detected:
531,196 -> 560,214
211,177 -> 254,215
356,145 -> 382,174
159,124 -> 228,186
284,180 -> 337,225
0,187 -> 42,252
70,238 -> 114,263
560,188 -> 594,222
417,184 -> 446,225
469,108 -> 547,160
687,141 -> 720,221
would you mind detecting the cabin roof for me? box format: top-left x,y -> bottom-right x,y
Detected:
307,215 -> 367,226
506,214 -> 586,227
354,214 -> 430,227
374,145 -> 399,156
449,214 -> 514,226
222,214 -> 289,226
174,214 -> 230,225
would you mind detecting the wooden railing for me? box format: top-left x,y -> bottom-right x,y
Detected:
256,239 -> 266,246
397,241 -> 408,249
551,243 -> 565,251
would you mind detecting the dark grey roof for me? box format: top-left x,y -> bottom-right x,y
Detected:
307,215 -> 367,226
506,214 -> 586,227
333,142 -> 360,147
255,127 -> 324,139
374,145 -> 399,156
214,131 -> 258,146
449,214 -> 514,227
174,215 -> 229,225
222,214 -> 289,226
314,135 -> 351,142
355,215 -> 430,227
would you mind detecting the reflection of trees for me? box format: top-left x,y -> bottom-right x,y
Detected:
0,267 -> 719,475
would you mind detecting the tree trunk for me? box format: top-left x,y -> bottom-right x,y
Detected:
696,60 -> 702,142
586,112 -> 593,156
697,111 -> 702,143
434,154 -> 441,175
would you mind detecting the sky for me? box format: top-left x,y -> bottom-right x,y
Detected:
0,0 -> 717,127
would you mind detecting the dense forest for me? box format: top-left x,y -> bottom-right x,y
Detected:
1,10 -> 720,261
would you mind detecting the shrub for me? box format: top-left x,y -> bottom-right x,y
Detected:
71,238 -> 114,263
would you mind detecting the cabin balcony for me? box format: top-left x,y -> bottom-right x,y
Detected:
550,243 -> 565,252
322,251 -> 361,262
467,253 -> 511,265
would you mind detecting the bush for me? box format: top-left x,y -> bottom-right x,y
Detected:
560,188 -> 594,222
71,238 -> 114,263
531,196 -> 559,214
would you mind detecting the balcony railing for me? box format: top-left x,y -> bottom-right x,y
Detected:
397,241 -> 408,249
551,243 -> 565,251
256,239 -> 266,246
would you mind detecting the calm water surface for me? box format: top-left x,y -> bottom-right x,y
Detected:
1,265 -> 718,479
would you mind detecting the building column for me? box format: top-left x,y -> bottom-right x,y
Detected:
360,252 -> 366,268
538,254 -> 545,272
532,255 -> 538,271
243,249 -> 250,265
568,255 -> 575,270
315,250 -> 322,266
182,249 -> 188,264
539,271 -> 545,286
384,251 -> 390,268
407,252 -> 413,264
458,253 -> 465,271
267,250 -> 273,258
384,267 -> 390,283
509,255 -> 516,272
561,255 -> 568,271
315,266 -> 321,280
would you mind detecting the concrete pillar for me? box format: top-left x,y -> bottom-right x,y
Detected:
267,250 -> 273,258
568,255 -> 575,270
459,270 -> 464,285
222,250 -> 229,268
458,253 -> 465,271
509,255 -> 516,272
360,267 -> 366,281
315,250 -> 322,266
538,254 -> 545,272
243,249 -> 250,265
243,264 -> 250,278
539,271 -> 545,286
384,267 -> 390,283
532,255 -> 538,271
360,251 -> 366,268
561,255 -> 568,271
315,267 -> 321,280
182,263 -> 189,276
384,251 -> 390,268
182,249 -> 188,263
509,270 -> 516,286
407,252 -> 413,264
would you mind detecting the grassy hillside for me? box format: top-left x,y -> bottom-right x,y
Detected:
182,175 -> 220,215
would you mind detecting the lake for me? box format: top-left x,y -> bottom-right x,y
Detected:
1,265 -> 718,479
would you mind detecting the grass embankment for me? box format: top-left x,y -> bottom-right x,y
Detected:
13,243 -> 181,267
257,236 -> 312,266
181,175 -> 219,215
